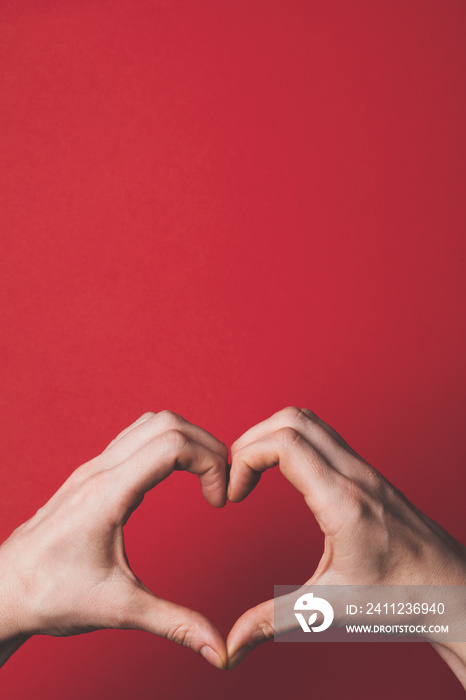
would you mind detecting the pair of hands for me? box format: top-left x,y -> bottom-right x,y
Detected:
0,408 -> 465,680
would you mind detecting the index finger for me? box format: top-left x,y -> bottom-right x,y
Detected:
231,406 -> 363,477
106,430 -> 228,521
228,427 -> 347,527
101,411 -> 229,466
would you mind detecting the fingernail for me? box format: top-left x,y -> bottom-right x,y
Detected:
227,646 -> 250,670
200,645 -> 224,670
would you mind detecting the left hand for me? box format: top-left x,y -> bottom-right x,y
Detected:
226,407 -> 466,676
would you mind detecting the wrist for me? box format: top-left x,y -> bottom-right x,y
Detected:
0,548 -> 33,642
0,554 -> 32,668
0,579 -> 26,642
0,551 -> 32,666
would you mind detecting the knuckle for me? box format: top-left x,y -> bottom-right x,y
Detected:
157,410 -> 183,429
140,411 -> 156,421
363,466 -> 385,492
163,428 -> 188,452
280,405 -> 304,423
301,407 -> 319,422
277,426 -> 301,449
68,461 -> 93,484
257,617 -> 275,641
62,470 -> 110,514
85,470 -> 111,499
167,621 -> 194,647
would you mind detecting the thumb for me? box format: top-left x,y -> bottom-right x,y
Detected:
226,588 -> 306,669
226,598 -> 275,670
126,587 -> 227,670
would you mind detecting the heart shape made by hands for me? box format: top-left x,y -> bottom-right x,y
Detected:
4,407 -> 448,674
99,407 -> 416,671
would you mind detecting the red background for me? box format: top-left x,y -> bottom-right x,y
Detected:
1,1 -> 465,698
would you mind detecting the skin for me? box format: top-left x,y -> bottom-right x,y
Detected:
0,411 -> 229,670
0,407 -> 465,686
226,407 -> 466,688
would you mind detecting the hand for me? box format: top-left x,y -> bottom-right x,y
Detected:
0,411 -> 229,670
226,406 -> 466,683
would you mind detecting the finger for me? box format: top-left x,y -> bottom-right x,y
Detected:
228,428 -> 345,520
104,412 -> 155,451
226,585 -> 323,669
111,430 -> 228,516
227,598 -> 277,669
231,406 -> 359,476
300,408 -> 364,460
126,587 -> 227,670
101,411 -> 228,466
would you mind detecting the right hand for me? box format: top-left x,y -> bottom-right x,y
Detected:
0,411 -> 229,670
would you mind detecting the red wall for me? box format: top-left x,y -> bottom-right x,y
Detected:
1,1 -> 465,698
